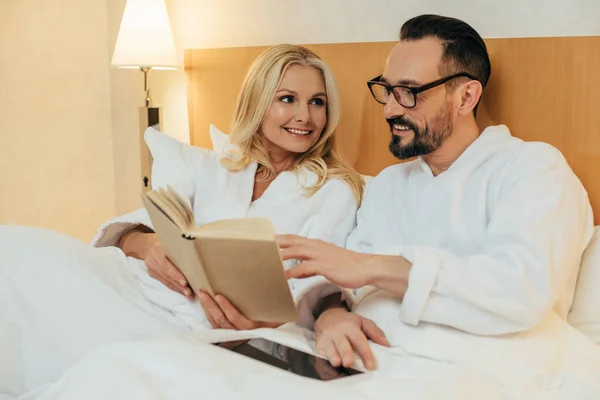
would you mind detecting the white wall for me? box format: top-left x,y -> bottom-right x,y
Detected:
169,0 -> 600,50
0,0 -> 116,241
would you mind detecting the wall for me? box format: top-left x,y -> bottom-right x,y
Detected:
0,0 -> 115,241
157,0 -> 600,144
106,0 -> 600,216
2,0 -> 598,238
169,0 -> 600,48
107,0 -> 146,217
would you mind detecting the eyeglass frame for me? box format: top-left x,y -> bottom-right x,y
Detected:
366,72 -> 478,108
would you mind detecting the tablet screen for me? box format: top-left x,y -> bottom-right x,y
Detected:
215,338 -> 363,381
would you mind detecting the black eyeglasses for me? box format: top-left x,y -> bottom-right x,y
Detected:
366,73 -> 477,108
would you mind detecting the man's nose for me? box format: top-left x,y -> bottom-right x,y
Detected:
383,92 -> 407,120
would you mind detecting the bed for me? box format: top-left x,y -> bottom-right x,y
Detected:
15,37 -> 600,400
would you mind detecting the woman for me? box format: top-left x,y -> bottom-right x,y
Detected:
93,44 -> 363,332
0,44 -> 363,396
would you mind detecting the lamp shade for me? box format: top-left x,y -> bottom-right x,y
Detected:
111,0 -> 178,69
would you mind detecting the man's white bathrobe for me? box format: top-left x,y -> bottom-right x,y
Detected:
0,129 -> 359,396
303,125 -> 600,397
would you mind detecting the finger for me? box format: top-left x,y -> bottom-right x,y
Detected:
215,295 -> 255,330
183,285 -> 195,299
166,276 -> 192,298
205,308 -> 219,328
275,234 -> 308,249
163,280 -> 181,294
334,336 -> 355,368
323,341 -> 342,367
162,258 -> 188,288
362,318 -> 391,347
158,258 -> 189,293
149,270 -> 175,290
157,259 -> 193,298
347,328 -> 375,370
279,246 -> 318,262
198,292 -> 235,329
150,268 -> 189,297
285,261 -> 321,280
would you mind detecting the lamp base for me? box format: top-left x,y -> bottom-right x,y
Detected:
139,106 -> 162,192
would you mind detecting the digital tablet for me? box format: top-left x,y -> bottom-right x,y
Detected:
215,338 -> 363,381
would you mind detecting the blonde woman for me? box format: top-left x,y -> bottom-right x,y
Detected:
94,44 -> 364,332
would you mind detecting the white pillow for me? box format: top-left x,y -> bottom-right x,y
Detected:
209,124 -> 234,155
144,127 -> 194,190
568,226 -> 600,345
143,125 -> 231,190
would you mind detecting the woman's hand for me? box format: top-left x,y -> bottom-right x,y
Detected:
144,236 -> 194,299
119,231 -> 193,299
198,291 -> 282,330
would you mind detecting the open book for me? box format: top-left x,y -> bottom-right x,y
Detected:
142,186 -> 299,323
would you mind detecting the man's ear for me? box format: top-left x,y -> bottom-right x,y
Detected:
457,80 -> 483,116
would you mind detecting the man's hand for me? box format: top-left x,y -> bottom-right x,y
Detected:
278,234 -> 412,297
198,291 -> 282,330
314,308 -> 389,370
277,235 -> 373,289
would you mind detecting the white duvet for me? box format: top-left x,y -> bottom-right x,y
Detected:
1,225 -> 600,400
25,327 -> 512,400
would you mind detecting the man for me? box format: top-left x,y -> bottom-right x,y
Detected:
278,14 -> 593,371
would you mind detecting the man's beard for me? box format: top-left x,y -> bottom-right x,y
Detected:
387,102 -> 453,160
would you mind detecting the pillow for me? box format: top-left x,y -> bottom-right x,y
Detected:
143,125 -> 231,190
144,127 -> 194,190
568,226 -> 600,345
209,124 -> 234,155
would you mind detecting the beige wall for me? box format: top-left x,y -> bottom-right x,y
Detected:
0,0 -> 116,241
107,0 -> 189,217
107,0 -> 145,217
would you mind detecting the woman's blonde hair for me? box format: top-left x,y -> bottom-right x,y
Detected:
220,44 -> 364,204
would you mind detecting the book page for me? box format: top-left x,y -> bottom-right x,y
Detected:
166,185 -> 195,226
155,188 -> 191,230
145,191 -> 184,231
146,190 -> 189,233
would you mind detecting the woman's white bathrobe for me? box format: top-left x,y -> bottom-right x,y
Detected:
92,128 -> 359,331
0,128 -> 359,397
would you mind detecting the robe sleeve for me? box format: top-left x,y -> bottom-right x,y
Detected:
292,180 -> 361,329
376,144 -> 593,335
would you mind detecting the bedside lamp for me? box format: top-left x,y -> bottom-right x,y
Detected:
111,0 -> 179,190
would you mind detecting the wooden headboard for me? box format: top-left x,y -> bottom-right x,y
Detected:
184,37 -> 600,223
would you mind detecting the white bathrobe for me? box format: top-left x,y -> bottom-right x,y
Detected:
305,125 -> 600,397
93,144 -> 359,330
0,143 -> 359,396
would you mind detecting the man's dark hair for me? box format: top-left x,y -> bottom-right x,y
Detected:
400,14 -> 491,98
